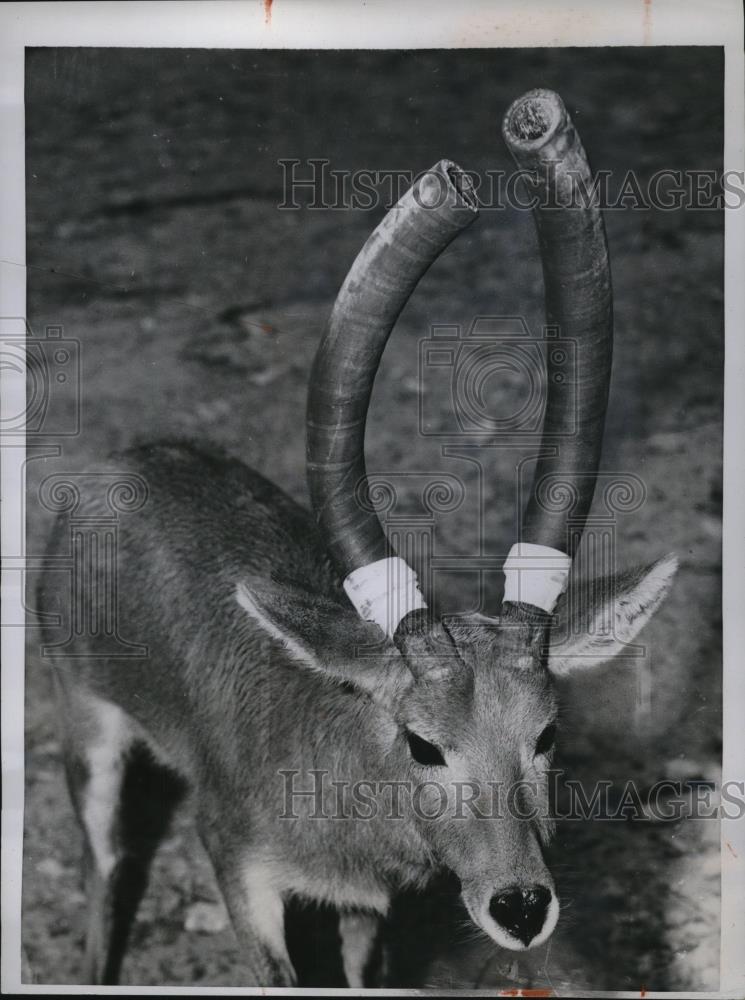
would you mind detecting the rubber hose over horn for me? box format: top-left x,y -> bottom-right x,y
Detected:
502,89 -> 613,556
307,160 -> 478,581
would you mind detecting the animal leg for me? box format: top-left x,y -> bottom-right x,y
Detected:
339,910 -> 385,988
198,824 -> 297,987
57,691 -> 183,984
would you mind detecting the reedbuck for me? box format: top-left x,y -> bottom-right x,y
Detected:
40,90 -> 676,987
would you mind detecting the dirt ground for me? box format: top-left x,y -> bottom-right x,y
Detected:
21,47 -> 723,990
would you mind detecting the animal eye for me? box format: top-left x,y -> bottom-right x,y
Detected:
535,723 -> 556,757
405,729 -> 447,767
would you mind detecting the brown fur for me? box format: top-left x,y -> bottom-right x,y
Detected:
39,440 -> 676,985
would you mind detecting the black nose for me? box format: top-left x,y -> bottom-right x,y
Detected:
489,885 -> 552,946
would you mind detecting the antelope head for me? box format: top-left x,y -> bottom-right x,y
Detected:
245,91 -> 677,951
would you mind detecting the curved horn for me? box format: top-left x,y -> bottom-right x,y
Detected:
307,160 -> 478,655
500,89 -> 613,616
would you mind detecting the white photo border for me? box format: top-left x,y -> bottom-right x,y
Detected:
1,1 -> 743,996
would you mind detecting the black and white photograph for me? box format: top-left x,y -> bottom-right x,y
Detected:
1,1 -> 744,995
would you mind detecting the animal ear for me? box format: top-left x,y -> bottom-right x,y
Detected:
547,554 -> 678,677
234,577 -> 412,705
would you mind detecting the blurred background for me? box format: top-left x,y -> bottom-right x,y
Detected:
23,47 -> 722,989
